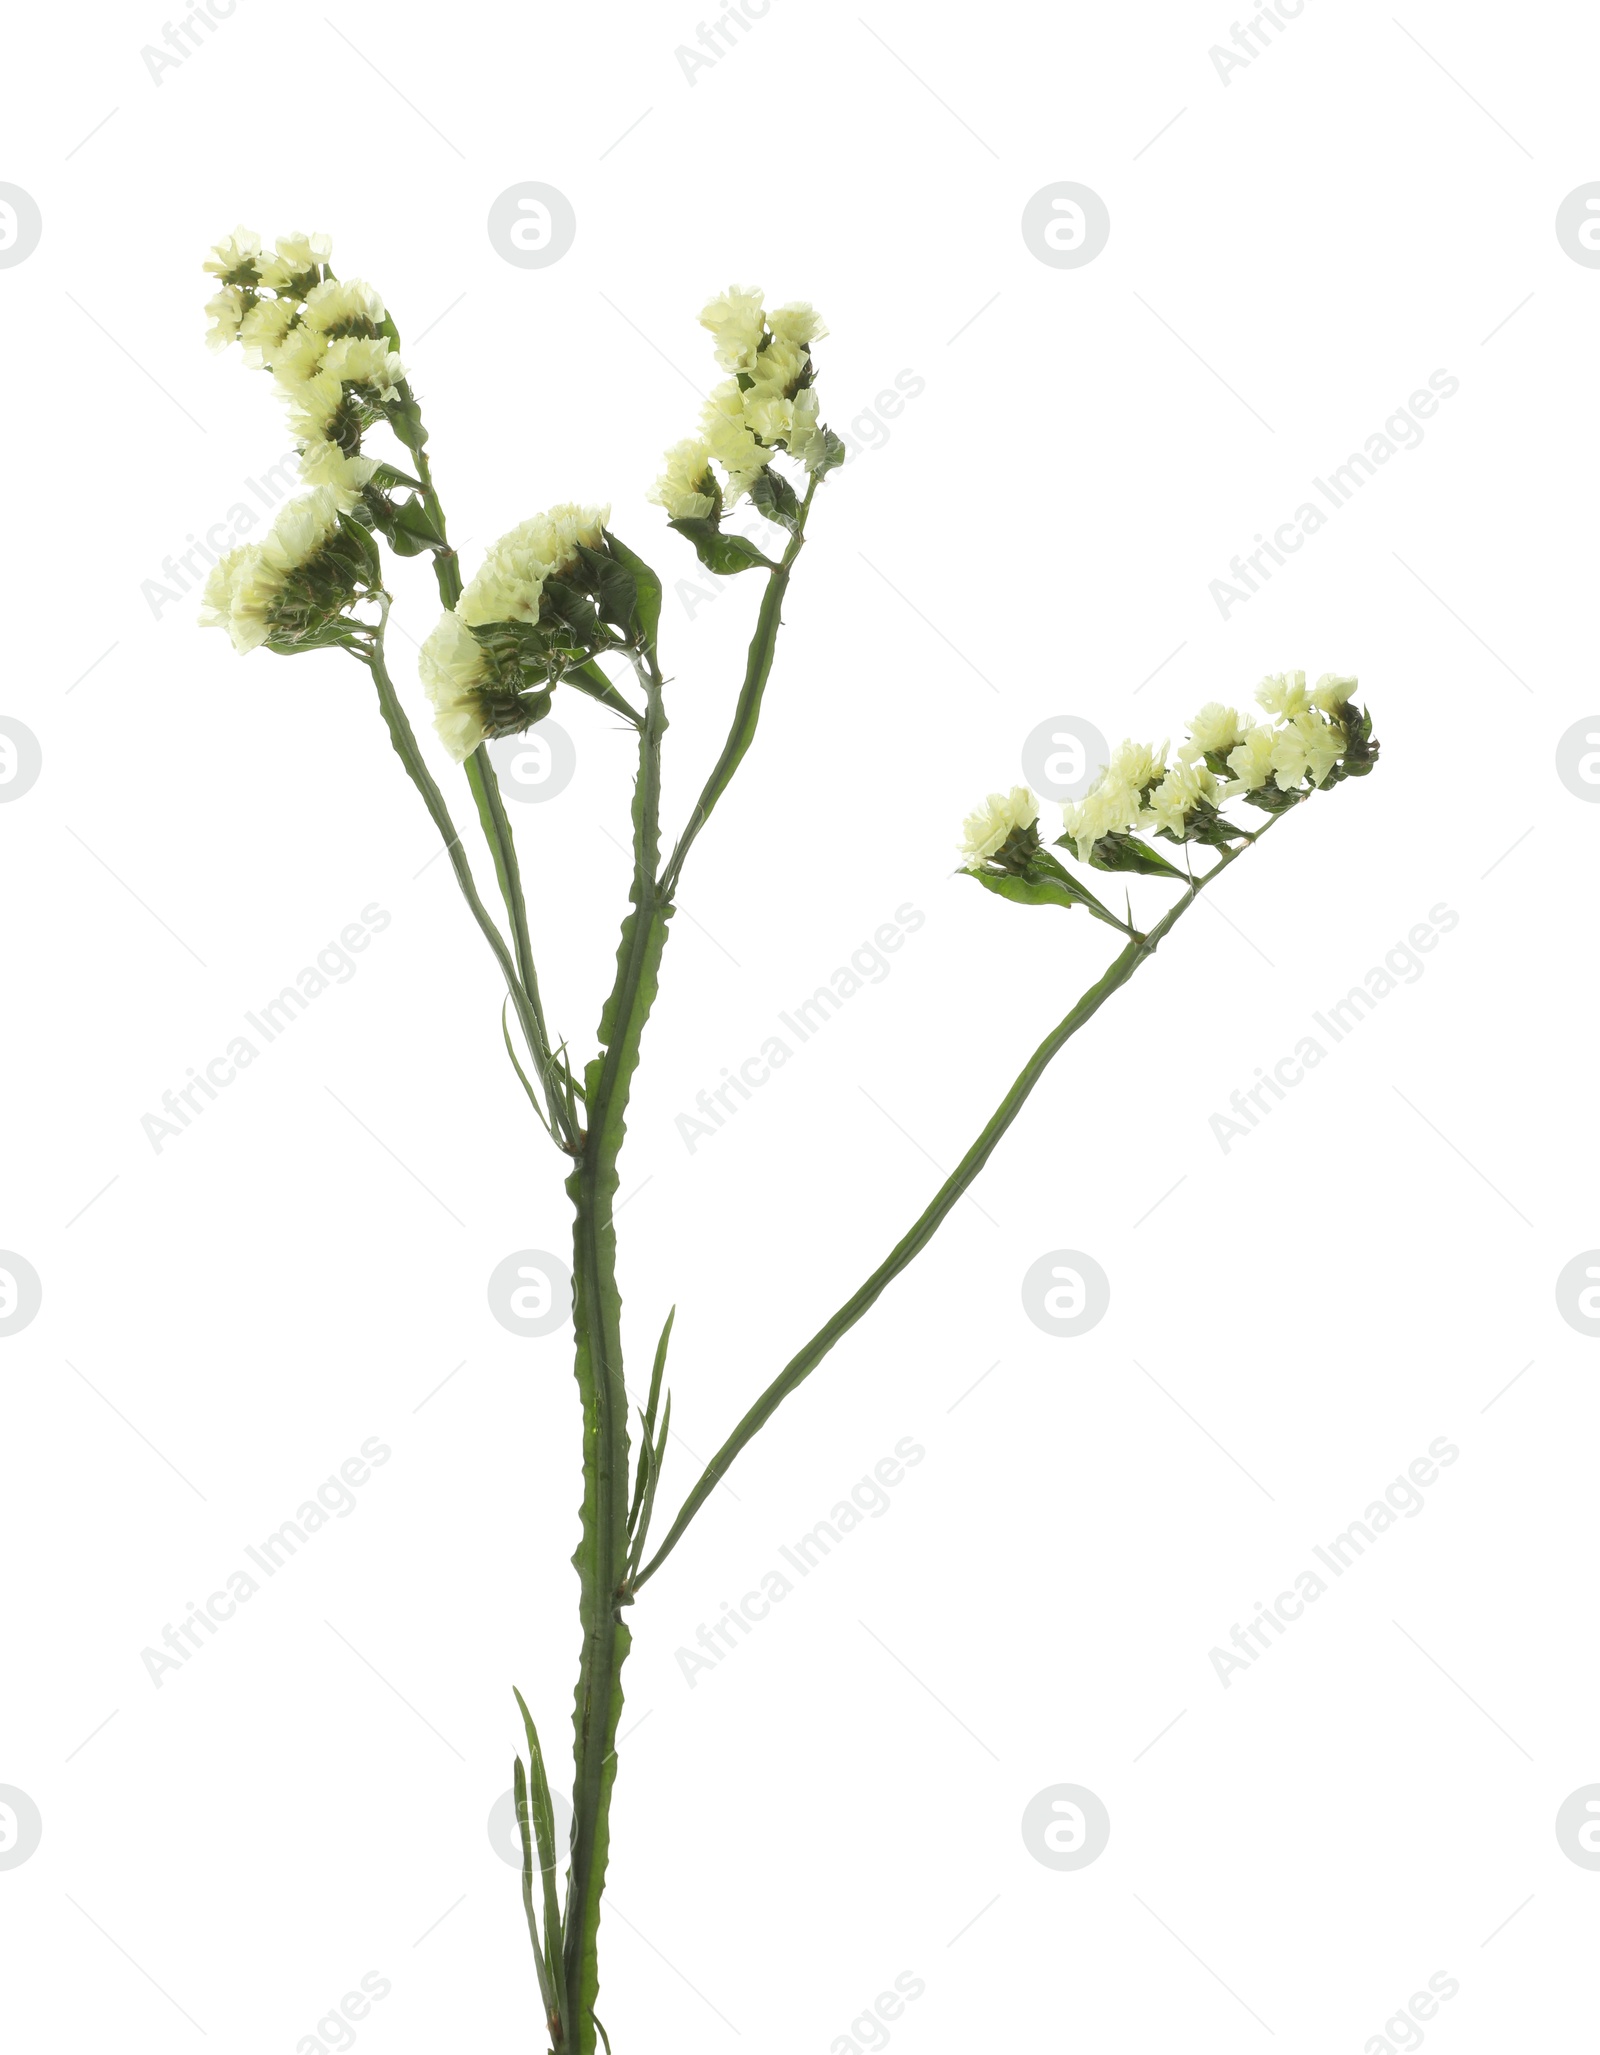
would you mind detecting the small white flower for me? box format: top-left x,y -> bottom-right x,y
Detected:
1147,759 -> 1217,838
1182,701 -> 1245,760
203,226 -> 262,279
647,439 -> 716,520
701,382 -> 770,504
204,286 -> 246,352
321,335 -> 404,400
767,302 -> 827,347
699,285 -> 767,372
1269,725 -> 1310,791
257,231 -> 333,291
785,386 -> 828,469
238,297 -> 300,368
271,323 -> 329,390
419,612 -> 492,762
299,441 -> 379,510
1256,670 -> 1309,718
199,487 -> 345,653
302,277 -> 387,336
744,336 -> 807,400
281,367 -> 347,445
1310,672 -> 1358,713
1221,724 -> 1277,797
457,505 -> 610,628
959,786 -> 1038,869
1293,709 -> 1345,786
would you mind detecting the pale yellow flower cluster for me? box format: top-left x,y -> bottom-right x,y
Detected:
419,505 -> 611,762
958,787 -> 1039,870
202,226 -> 401,511
1000,673 -> 1361,865
198,488 -> 346,654
648,286 -> 830,516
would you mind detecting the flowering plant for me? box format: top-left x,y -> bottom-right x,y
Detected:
200,226 -> 1379,2053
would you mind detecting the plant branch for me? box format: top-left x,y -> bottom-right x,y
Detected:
658,478 -> 818,900
632,817 -> 1288,1589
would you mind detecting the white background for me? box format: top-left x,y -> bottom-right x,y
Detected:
2,1 -> 1597,2049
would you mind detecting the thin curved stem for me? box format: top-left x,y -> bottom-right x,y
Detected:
633,817 -> 1287,1590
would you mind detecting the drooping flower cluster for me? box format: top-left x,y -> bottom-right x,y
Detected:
199,486 -> 379,655
203,227 -> 400,513
648,287 -> 841,524
419,505 -> 621,761
961,674 -> 1378,876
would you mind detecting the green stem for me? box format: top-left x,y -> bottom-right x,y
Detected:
561,651 -> 671,2053
464,746 -> 576,1151
658,480 -> 816,899
363,616 -> 549,1074
633,819 -> 1286,1590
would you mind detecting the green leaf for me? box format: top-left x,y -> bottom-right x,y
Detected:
811,427 -> 848,479
963,867 -> 1111,918
541,576 -> 605,645
601,531 -> 662,649
1076,830 -> 1189,879
574,543 -> 640,640
667,517 -> 776,575
750,467 -> 801,533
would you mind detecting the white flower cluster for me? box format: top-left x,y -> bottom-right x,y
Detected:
648,287 -> 830,516
203,226 -> 398,513
960,674 -> 1362,870
198,487 -> 347,654
958,787 -> 1039,869
419,505 -> 611,762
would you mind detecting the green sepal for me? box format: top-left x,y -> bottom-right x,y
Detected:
600,532 -> 662,649
1073,829 -> 1189,879
809,427 -> 848,480
667,517 -> 776,575
750,467 -> 801,533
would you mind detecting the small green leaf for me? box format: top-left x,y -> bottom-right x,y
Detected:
750,468 -> 800,533
811,428 -> 848,480
667,517 -> 776,575
963,867 -> 1108,917
601,532 -> 663,648
1074,830 -> 1189,879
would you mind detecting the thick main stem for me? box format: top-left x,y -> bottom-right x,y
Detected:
561,656 -> 670,2052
